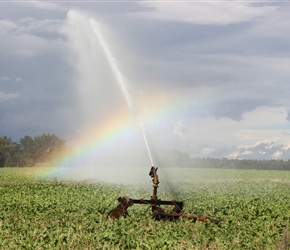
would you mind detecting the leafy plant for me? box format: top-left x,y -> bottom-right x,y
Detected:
0,167 -> 289,249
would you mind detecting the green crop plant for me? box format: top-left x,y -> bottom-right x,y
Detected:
0,167 -> 289,249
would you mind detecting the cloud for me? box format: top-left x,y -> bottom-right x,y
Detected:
0,91 -> 19,101
16,18 -> 63,34
232,106 -> 289,142
209,98 -> 271,121
0,17 -> 66,60
234,141 -> 290,160
0,76 -> 23,82
286,108 -> 290,121
0,76 -> 11,81
135,1 -> 278,25
0,11 -> 75,141
172,120 -> 186,137
246,3 -> 290,39
11,49 -> 39,58
14,77 -> 22,82
0,17 -> 63,37
201,146 -> 215,156
0,3 -> 289,162
165,106 -> 290,159
0,20 -> 18,33
214,54 -> 290,75
12,1 -> 66,11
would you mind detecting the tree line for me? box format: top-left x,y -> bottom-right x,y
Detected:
1,135 -> 290,170
190,157 -> 290,171
157,150 -> 290,171
0,134 -> 67,167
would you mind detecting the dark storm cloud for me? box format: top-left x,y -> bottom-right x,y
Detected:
102,12 -> 289,94
107,20 -> 252,88
0,1 -> 146,141
0,12 -> 78,140
0,52 -> 79,141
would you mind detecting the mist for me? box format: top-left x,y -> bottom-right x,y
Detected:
51,10 -> 166,183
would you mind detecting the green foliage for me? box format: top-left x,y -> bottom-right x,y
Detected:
30,133 -> 65,163
1,134 -> 290,170
154,150 -> 290,170
190,157 -> 290,171
0,137 -> 17,167
0,168 -> 289,249
0,134 -> 66,167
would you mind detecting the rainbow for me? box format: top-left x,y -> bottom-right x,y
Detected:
34,10 -> 211,180
37,104 -> 136,178
36,88 -> 208,180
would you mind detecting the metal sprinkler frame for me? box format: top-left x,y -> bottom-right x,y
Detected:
108,166 -> 219,223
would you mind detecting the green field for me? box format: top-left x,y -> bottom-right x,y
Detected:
0,167 -> 290,249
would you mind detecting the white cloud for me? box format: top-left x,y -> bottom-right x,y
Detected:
233,141 -> 290,160
172,120 -> 186,137
272,150 -> 282,159
240,150 -> 252,156
166,106 -> 290,158
201,146 -> 215,156
0,92 -> 19,101
233,106 -> 290,144
135,1 -> 277,25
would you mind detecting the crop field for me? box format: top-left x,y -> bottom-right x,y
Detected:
0,167 -> 290,249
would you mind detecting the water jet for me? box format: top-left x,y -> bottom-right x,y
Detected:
74,13 -> 218,223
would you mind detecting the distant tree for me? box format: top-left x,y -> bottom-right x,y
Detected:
18,135 -> 35,166
0,134 -> 68,167
1,133 -> 290,170
19,133 -> 66,165
37,133 -> 65,162
0,137 -> 17,167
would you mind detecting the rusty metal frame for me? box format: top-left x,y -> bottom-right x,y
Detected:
108,166 -> 219,223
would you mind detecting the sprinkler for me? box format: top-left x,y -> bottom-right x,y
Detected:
108,166 -> 219,223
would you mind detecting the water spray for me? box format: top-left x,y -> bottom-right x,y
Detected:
138,117 -> 154,166
90,17 -> 218,223
90,19 -> 154,166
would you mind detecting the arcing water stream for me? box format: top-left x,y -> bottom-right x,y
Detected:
90,19 -> 154,167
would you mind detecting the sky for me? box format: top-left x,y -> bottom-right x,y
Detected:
1,0 -> 290,162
